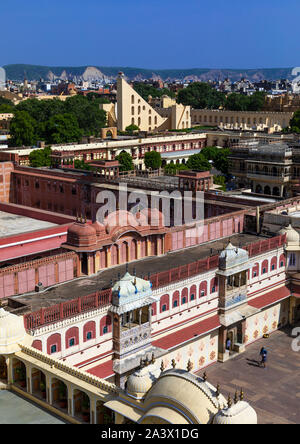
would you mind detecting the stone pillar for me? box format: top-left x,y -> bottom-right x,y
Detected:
106,248 -> 111,268
5,356 -> 13,386
68,385 -> 74,417
47,375 -> 52,405
137,241 -> 141,260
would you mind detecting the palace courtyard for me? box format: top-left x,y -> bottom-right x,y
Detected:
198,323 -> 300,424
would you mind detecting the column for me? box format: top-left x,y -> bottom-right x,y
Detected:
47,375 -> 52,405
68,385 -> 74,417
139,309 -> 142,325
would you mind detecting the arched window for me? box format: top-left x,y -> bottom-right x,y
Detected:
131,95 -> 134,104
83,321 -> 96,342
32,340 -> 42,351
261,260 -> 268,275
131,106 -> 135,115
47,333 -> 61,355
210,278 -> 218,294
160,294 -> 169,313
172,291 -> 180,308
252,263 -> 259,278
100,315 -> 112,335
181,288 -> 188,304
190,285 -> 197,301
65,327 -> 79,349
279,254 -> 286,268
270,257 -> 277,271
199,281 -> 207,297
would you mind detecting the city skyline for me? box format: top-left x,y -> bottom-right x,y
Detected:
1,0 -> 299,69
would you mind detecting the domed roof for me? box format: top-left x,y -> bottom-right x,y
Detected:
279,224 -> 300,248
91,221 -> 106,238
0,309 -> 32,354
104,211 -> 139,234
140,369 -> 227,424
219,242 -> 249,271
213,400 -> 257,424
67,221 -> 97,248
127,364 -> 160,397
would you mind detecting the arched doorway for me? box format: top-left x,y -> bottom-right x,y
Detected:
52,378 -> 68,412
273,187 -> 280,196
255,184 -> 262,194
264,185 -> 271,195
13,359 -> 27,389
0,356 -> 7,382
74,390 -> 91,423
31,368 -> 47,400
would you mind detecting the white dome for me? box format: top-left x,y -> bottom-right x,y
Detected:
219,242 -> 249,270
0,309 -> 32,355
213,400 -> 257,424
279,224 -> 300,246
127,364 -> 160,397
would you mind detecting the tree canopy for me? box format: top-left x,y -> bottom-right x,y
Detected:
29,146 -> 52,167
177,82 -> 266,111
186,153 -> 211,171
45,113 -> 82,144
133,83 -> 175,101
10,110 -> 37,146
289,111 -> 300,133
116,151 -> 134,172
144,151 -> 162,170
178,83 -> 226,109
9,95 -> 107,147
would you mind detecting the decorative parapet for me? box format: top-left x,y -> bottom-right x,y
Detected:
18,345 -> 120,394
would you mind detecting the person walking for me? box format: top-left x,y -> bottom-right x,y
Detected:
259,347 -> 268,368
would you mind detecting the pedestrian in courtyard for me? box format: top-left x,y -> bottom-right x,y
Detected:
259,347 -> 268,368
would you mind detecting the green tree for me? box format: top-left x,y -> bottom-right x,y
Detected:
64,95 -> 107,136
144,151 -> 162,170
186,153 -> 211,171
177,83 -> 226,109
133,83 -> 175,101
290,110 -> 300,132
201,146 -> 219,162
45,113 -> 82,144
116,151 -> 134,172
10,110 -> 37,146
125,124 -> 140,134
29,146 -> 52,167
213,148 -> 231,175
213,175 -> 226,191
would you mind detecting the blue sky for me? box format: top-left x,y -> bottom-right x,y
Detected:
1,0 -> 299,69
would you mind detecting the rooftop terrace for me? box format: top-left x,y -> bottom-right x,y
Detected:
10,232 -> 283,317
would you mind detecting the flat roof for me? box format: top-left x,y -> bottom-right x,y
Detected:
10,232 -> 271,313
0,211 -> 57,238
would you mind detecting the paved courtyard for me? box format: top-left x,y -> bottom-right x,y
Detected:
198,324 -> 300,424
0,390 -> 66,424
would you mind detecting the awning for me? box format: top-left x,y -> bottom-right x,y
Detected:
104,399 -> 142,423
248,286 -> 291,310
152,314 -> 220,350
219,304 -> 260,327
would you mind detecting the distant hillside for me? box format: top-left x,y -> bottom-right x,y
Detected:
3,64 -> 294,83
